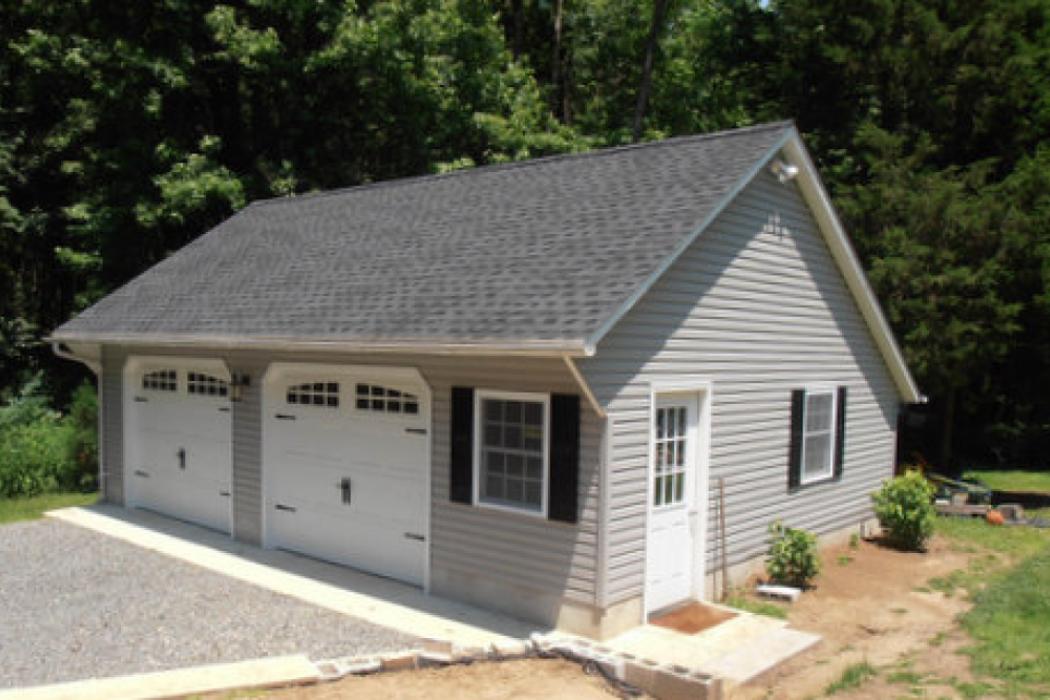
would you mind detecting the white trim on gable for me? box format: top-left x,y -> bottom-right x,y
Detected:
585,127 -> 921,404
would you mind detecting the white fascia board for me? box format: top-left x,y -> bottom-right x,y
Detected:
45,333 -> 591,358
781,133 -> 921,403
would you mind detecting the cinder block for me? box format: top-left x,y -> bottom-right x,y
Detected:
419,651 -> 453,667
492,639 -> 531,658
649,666 -> 723,700
998,503 -> 1025,522
453,645 -> 488,662
623,658 -> 661,690
344,659 -> 382,675
589,653 -> 625,681
379,651 -> 419,672
422,638 -> 453,656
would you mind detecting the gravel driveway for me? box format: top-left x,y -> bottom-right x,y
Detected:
0,519 -> 417,688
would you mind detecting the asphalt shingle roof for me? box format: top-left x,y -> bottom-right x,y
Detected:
54,122 -> 792,348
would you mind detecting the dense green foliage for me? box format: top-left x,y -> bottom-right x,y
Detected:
0,377 -> 97,497
765,520 -> 821,588
872,470 -> 936,551
2,0 -> 1049,469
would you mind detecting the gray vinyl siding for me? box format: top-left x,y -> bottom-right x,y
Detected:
580,168 -> 901,604
99,348 -> 600,604
100,346 -> 124,504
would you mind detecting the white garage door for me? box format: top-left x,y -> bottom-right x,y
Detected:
124,358 -> 233,534
263,364 -> 429,586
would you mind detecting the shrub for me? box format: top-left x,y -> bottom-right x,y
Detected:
66,382 -> 99,489
766,521 -> 821,588
0,376 -> 97,498
872,469 -> 936,551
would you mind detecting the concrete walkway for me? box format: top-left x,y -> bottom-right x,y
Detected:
48,505 -> 538,648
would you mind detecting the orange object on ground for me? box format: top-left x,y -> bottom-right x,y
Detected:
986,509 -> 1005,526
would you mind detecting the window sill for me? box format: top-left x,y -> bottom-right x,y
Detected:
790,474 -> 841,492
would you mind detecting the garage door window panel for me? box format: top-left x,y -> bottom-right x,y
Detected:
142,369 -> 177,392
355,383 -> 419,415
474,390 -> 549,516
287,382 -> 339,408
188,372 -> 229,397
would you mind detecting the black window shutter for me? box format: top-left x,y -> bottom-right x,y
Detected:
788,389 -> 805,490
450,387 -> 474,504
548,394 -> 580,524
834,386 -> 848,480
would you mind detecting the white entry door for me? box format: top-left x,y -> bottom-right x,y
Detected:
263,365 -> 429,586
125,359 -> 233,534
646,392 -> 700,613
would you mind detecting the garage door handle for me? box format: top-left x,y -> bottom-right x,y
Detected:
218,407 -> 230,413
219,490 -> 231,497
134,396 -> 148,403
275,413 -> 296,421
274,503 -> 297,513
405,427 -> 427,435
134,469 -> 149,478
404,533 -> 425,542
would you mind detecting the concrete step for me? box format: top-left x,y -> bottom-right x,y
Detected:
704,626 -> 821,684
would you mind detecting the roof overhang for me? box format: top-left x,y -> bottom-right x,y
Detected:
46,332 -> 593,358
586,125 -> 922,404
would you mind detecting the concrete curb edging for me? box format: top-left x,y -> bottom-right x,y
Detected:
312,635 -> 723,700
0,654 -> 321,700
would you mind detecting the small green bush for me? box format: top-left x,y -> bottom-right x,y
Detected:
872,470 -> 936,551
766,521 -> 821,588
0,376 -> 97,497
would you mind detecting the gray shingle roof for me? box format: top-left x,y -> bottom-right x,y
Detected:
53,122 -> 792,349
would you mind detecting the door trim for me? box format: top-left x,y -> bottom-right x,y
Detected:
642,379 -> 714,619
260,361 -> 433,593
122,355 -> 234,536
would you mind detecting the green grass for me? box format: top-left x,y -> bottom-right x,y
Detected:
824,661 -> 877,695
961,545 -> 1050,693
963,469 -> 1050,493
724,593 -> 788,619
935,515 -> 1050,559
0,491 -> 98,524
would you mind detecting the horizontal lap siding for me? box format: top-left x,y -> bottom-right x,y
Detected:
96,347 -> 600,603
581,169 -> 900,604
100,347 -> 124,504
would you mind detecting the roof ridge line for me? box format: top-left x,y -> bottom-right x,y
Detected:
246,120 -> 795,210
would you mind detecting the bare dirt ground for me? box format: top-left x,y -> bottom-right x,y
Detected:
737,535 -> 976,700
235,658 -> 633,700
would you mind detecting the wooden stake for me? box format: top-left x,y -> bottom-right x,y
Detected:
719,477 -> 729,601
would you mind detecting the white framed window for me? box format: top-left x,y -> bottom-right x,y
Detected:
473,390 -> 549,517
801,387 -> 837,484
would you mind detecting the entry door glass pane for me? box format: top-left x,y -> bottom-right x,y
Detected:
653,405 -> 688,508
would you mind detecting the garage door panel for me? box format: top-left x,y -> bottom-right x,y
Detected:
264,366 -> 428,587
126,360 -> 232,535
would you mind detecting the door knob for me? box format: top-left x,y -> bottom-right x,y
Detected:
338,477 -> 352,505
177,448 -> 186,470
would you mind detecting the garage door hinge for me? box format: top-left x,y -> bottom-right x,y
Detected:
134,396 -> 148,403
218,407 -> 230,413
219,490 -> 231,497
275,413 -> 296,421
404,532 -> 425,542
134,470 -> 149,478
275,503 -> 297,513
405,427 -> 427,435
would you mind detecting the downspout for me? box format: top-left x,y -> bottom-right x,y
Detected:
562,355 -> 610,614
52,342 -> 104,498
